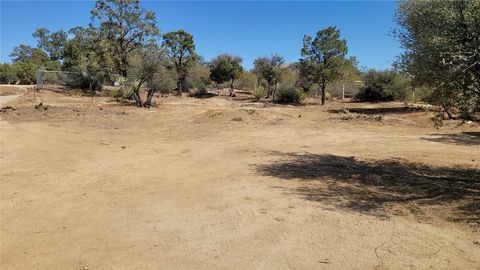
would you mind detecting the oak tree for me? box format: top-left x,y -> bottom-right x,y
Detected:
209,54 -> 244,96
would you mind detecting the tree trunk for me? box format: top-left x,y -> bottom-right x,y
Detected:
89,81 -> 94,102
176,80 -> 182,96
132,91 -> 143,107
230,79 -> 235,97
321,85 -> 326,105
272,83 -> 277,103
319,79 -> 327,105
144,89 -> 155,107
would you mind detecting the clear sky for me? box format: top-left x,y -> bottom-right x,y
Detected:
1,1 -> 401,70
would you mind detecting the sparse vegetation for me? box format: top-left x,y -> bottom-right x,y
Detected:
252,86 -> 266,101
1,1 -> 480,269
252,54 -> 285,102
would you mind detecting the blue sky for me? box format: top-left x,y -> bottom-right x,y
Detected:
1,1 -> 401,70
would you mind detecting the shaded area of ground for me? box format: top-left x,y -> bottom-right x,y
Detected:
421,132 -> 480,146
256,153 -> 480,223
328,106 -> 427,115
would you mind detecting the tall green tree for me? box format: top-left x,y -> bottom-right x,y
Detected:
299,27 -> 348,105
9,45 -> 59,84
162,30 -> 197,95
209,54 -> 244,96
252,54 -> 284,102
395,0 -> 480,118
10,45 -> 49,64
32,28 -> 68,61
91,0 -> 160,77
63,26 -> 114,75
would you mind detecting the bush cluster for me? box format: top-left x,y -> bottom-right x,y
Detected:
354,70 -> 409,102
275,87 -> 305,104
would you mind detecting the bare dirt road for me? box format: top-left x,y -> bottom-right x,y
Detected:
1,88 -> 479,269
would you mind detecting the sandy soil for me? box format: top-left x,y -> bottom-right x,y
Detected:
0,85 -> 28,106
0,85 -> 29,96
1,87 -> 479,269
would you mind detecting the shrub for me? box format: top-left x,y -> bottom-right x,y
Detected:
69,88 -> 84,96
354,70 -> 409,102
252,86 -> 266,101
0,63 -> 18,84
110,78 -> 132,101
189,88 -> 207,97
237,71 -> 257,90
275,87 -> 305,104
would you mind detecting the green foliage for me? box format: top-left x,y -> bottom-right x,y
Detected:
149,64 -> 177,94
252,86 -> 266,101
33,28 -> 68,61
111,86 -> 133,101
280,64 -> 299,88
299,27 -> 349,105
237,71 -> 257,90
275,87 -> 305,104
0,63 -> 19,84
395,0 -> 480,119
162,30 -> 197,94
342,56 -> 362,81
187,64 -> 211,91
252,54 -> 284,99
209,54 -> 243,94
355,70 -> 410,102
91,0 -> 160,77
10,45 -> 49,64
7,44 -> 61,84
127,43 -> 169,106
110,77 -> 133,100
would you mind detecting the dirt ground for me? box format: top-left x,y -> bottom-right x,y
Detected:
1,86 -> 479,270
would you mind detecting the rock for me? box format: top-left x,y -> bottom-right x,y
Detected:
374,115 -> 382,121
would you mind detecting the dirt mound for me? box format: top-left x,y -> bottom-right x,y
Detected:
193,108 -> 268,125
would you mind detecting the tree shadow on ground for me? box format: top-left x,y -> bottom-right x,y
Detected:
255,153 -> 480,223
328,106 -> 425,115
189,92 -> 218,99
421,132 -> 480,146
